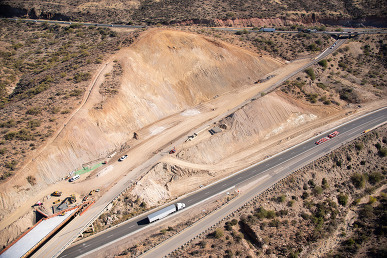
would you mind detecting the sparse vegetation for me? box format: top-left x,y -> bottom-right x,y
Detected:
0,20 -> 137,179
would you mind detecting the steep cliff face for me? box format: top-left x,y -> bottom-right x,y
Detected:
0,29 -> 282,218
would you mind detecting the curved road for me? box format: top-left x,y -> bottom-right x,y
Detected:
60,107 -> 387,257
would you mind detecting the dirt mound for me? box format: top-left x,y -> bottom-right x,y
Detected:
177,92 -> 320,165
0,29 -> 281,229
132,91 -> 340,205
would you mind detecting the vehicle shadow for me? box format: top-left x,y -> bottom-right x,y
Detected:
137,218 -> 149,225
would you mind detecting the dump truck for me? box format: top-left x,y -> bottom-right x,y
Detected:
147,203 -> 185,223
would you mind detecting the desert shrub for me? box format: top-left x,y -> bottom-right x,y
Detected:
368,196 -> 376,204
230,219 -> 238,225
305,68 -> 316,80
0,147 -> 6,155
4,131 -> 17,140
308,179 -> 316,188
69,89 -> 84,97
379,148 -> 387,157
0,119 -> 16,128
214,228 -> 224,239
26,107 -> 41,115
318,59 -> 328,69
368,172 -> 383,185
302,191 -> 309,199
277,195 -> 286,203
355,142 -> 364,151
28,119 -> 41,129
288,200 -> 295,207
61,109 -> 70,114
5,160 -> 18,170
337,193 -> 348,206
313,186 -> 323,195
375,143 -> 382,150
351,173 -> 366,188
322,178 -> 329,189
17,128 -> 34,141
317,83 -> 327,90
26,175 -> 36,185
51,106 -> 61,114
73,72 -> 91,83
269,219 -> 280,227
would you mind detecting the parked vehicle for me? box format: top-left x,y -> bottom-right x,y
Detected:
69,175 -> 80,182
147,203 -> 185,223
119,155 -> 128,161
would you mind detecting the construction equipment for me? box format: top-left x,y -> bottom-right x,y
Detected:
53,199 -> 61,205
69,194 -> 76,204
51,191 -> 62,197
169,147 -> 176,154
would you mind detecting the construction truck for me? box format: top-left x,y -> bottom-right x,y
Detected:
51,191 -> 62,197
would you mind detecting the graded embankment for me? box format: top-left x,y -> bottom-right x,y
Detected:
0,29 -> 282,244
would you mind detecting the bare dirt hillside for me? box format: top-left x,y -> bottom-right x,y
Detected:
0,28 -> 282,241
131,91 -> 339,206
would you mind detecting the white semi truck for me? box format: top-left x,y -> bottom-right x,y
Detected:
147,203 -> 185,223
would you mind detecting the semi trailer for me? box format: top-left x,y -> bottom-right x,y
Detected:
147,203 -> 185,223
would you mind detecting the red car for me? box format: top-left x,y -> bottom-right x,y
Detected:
315,137 -> 329,145
328,131 -> 339,138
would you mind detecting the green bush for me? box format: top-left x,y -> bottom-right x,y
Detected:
28,119 -> 41,129
379,148 -> 387,157
317,83 -> 327,90
73,72 -> 91,83
26,107 -> 41,115
318,59 -> 328,69
69,89 -> 84,97
322,178 -> 329,189
305,68 -> 316,80
355,142 -> 364,151
5,160 -> 18,170
277,195 -> 286,203
313,186 -> 323,195
0,147 -> 6,155
351,173 -> 366,188
368,172 -> 383,185
337,193 -> 348,206
4,131 -> 17,140
17,128 -> 34,141
214,228 -> 224,239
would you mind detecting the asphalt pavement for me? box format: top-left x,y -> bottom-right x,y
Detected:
61,107 -> 387,257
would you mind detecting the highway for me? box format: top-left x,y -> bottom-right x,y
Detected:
60,107 -> 387,257
4,18 -> 386,37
